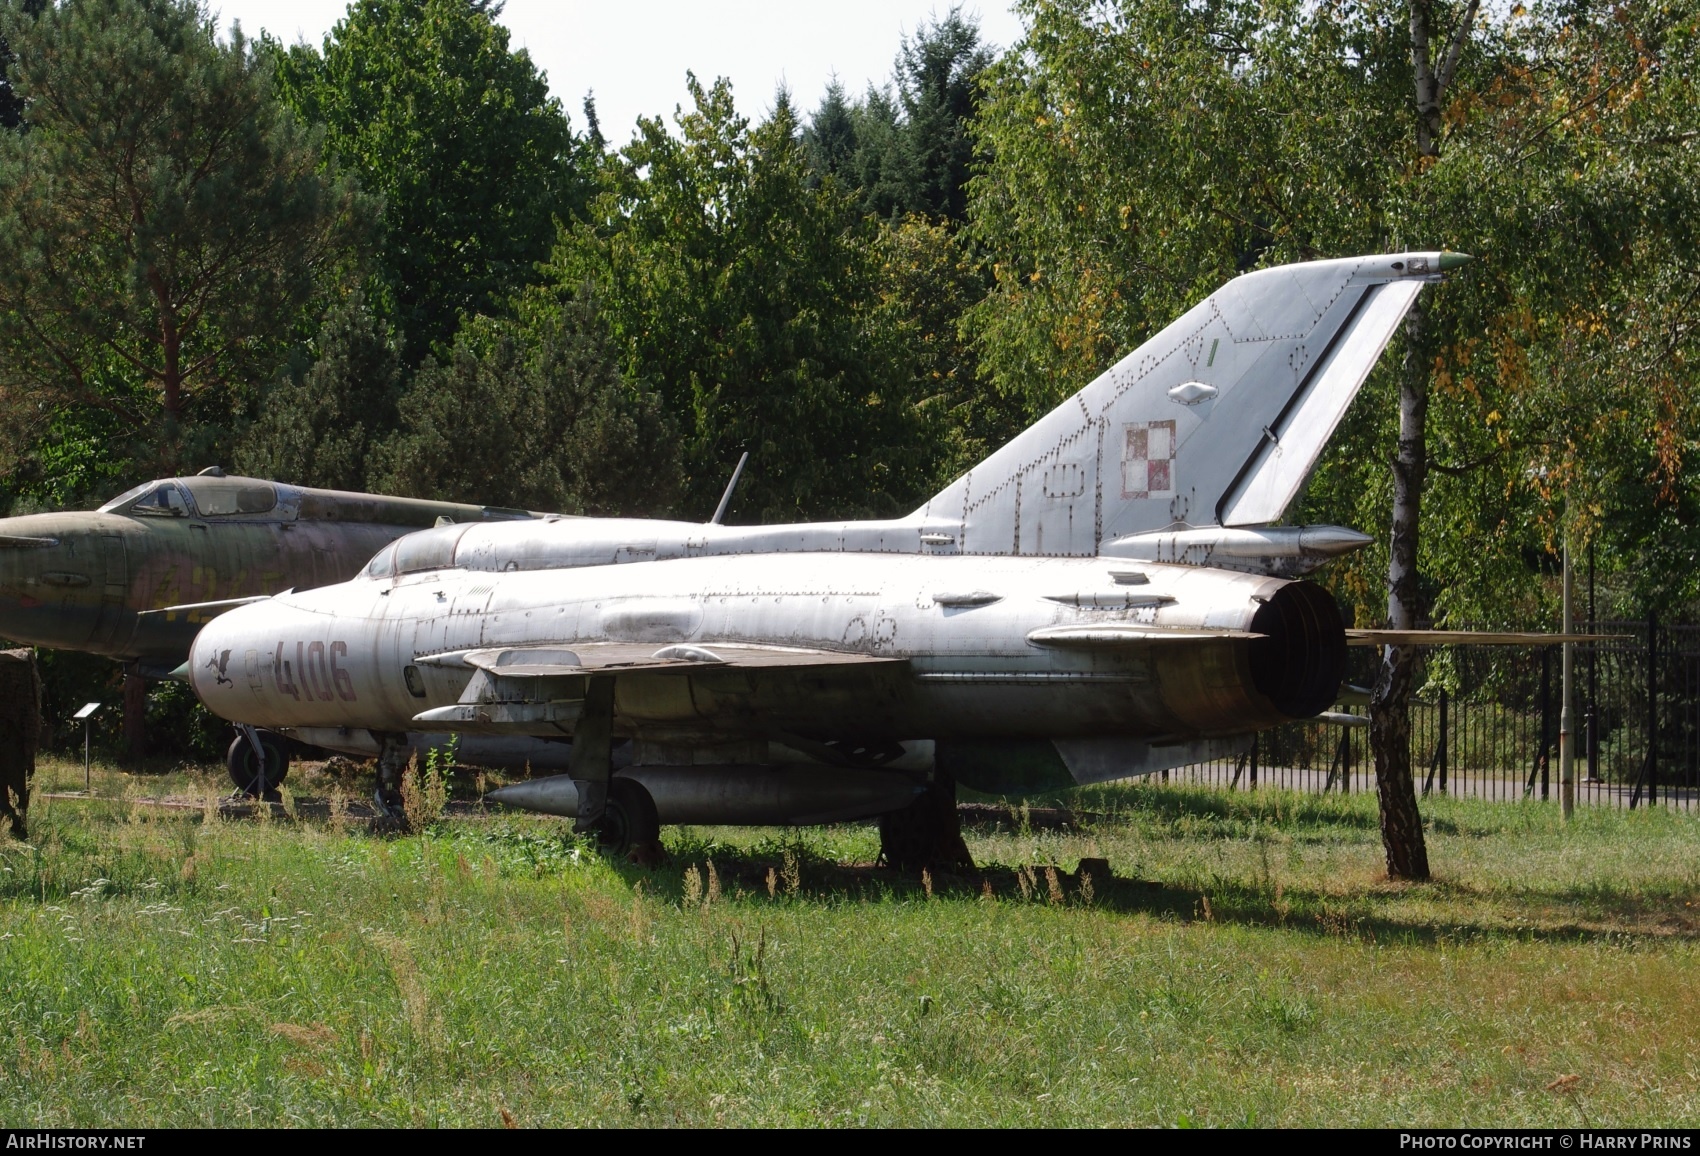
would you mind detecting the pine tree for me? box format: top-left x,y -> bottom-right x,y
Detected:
0,0 -> 371,484
801,7 -> 992,223
367,291 -> 678,516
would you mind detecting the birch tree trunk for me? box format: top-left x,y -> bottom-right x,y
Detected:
1368,0 -> 1476,881
1370,298 -> 1433,880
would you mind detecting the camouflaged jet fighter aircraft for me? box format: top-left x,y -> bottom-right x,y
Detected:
187,253 -> 1469,862
0,470 -> 535,772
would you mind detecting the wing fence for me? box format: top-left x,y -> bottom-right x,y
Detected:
1167,617 -> 1699,811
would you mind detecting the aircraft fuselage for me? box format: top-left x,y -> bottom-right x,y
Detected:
189,550 -> 1344,786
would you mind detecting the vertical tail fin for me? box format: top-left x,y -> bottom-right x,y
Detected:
915,253 -> 1462,556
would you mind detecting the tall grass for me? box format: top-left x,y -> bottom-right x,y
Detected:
0,765 -> 1695,1126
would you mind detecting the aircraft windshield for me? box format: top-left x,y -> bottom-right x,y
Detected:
180,477 -> 277,517
97,482 -> 153,512
364,544 -> 396,579
100,481 -> 191,517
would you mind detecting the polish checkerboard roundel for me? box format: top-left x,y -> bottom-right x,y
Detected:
1121,420 -> 1176,501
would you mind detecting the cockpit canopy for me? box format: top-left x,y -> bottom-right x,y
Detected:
363,523 -> 470,578
100,477 -> 278,519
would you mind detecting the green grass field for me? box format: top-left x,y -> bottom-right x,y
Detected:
2,753 -> 1697,1127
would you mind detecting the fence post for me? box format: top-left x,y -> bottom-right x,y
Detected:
1250,729 -> 1258,788
1423,688 -> 1449,797
1649,612 -> 1658,806
1631,612 -> 1657,810
1561,527 -> 1575,819
1343,723 -> 1351,793
1440,688 -> 1449,794
1542,647 -> 1552,801
1528,649 -> 1551,799
1586,540 -> 1598,785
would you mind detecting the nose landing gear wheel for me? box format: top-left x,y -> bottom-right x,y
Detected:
227,732 -> 289,798
595,778 -> 660,862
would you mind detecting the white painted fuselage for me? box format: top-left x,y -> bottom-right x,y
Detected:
189,550 -> 1332,782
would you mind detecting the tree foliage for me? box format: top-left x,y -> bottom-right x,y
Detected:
0,0 -> 371,492
550,77 -> 942,522
871,213 -> 1017,482
234,292 -> 402,492
366,291 -> 679,516
271,0 -> 595,366
970,0 -> 1700,627
803,7 -> 993,222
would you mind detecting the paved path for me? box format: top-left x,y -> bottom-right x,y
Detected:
1167,764 -> 1697,808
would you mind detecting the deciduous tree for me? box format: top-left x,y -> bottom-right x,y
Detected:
367,290 -> 679,516
551,78 -> 940,521
272,0 -> 596,367
967,0 -> 1700,878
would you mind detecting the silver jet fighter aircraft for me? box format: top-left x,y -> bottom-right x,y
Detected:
188,252 -> 1464,861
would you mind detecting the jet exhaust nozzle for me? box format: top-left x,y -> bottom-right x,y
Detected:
1248,580 -> 1347,719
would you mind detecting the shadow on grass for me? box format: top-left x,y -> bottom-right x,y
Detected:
34,784 -> 1686,945
963,782 -> 1473,837
615,836 -> 1700,948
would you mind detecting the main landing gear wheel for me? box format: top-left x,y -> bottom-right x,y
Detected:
879,767 -> 973,873
595,778 -> 660,862
227,732 -> 289,797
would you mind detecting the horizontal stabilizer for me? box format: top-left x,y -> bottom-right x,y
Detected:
1347,630 -> 1621,647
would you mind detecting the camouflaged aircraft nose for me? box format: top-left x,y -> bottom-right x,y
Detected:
0,476 -> 543,667
0,514 -> 118,651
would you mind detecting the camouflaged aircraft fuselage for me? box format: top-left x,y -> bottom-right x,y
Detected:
0,474 -> 532,674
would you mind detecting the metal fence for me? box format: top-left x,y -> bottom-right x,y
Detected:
1168,618 -> 1699,811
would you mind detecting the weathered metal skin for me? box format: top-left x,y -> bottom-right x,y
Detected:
186,253 -> 1455,815
189,551 -> 1342,759
0,474 -> 533,669
484,765 -> 925,825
